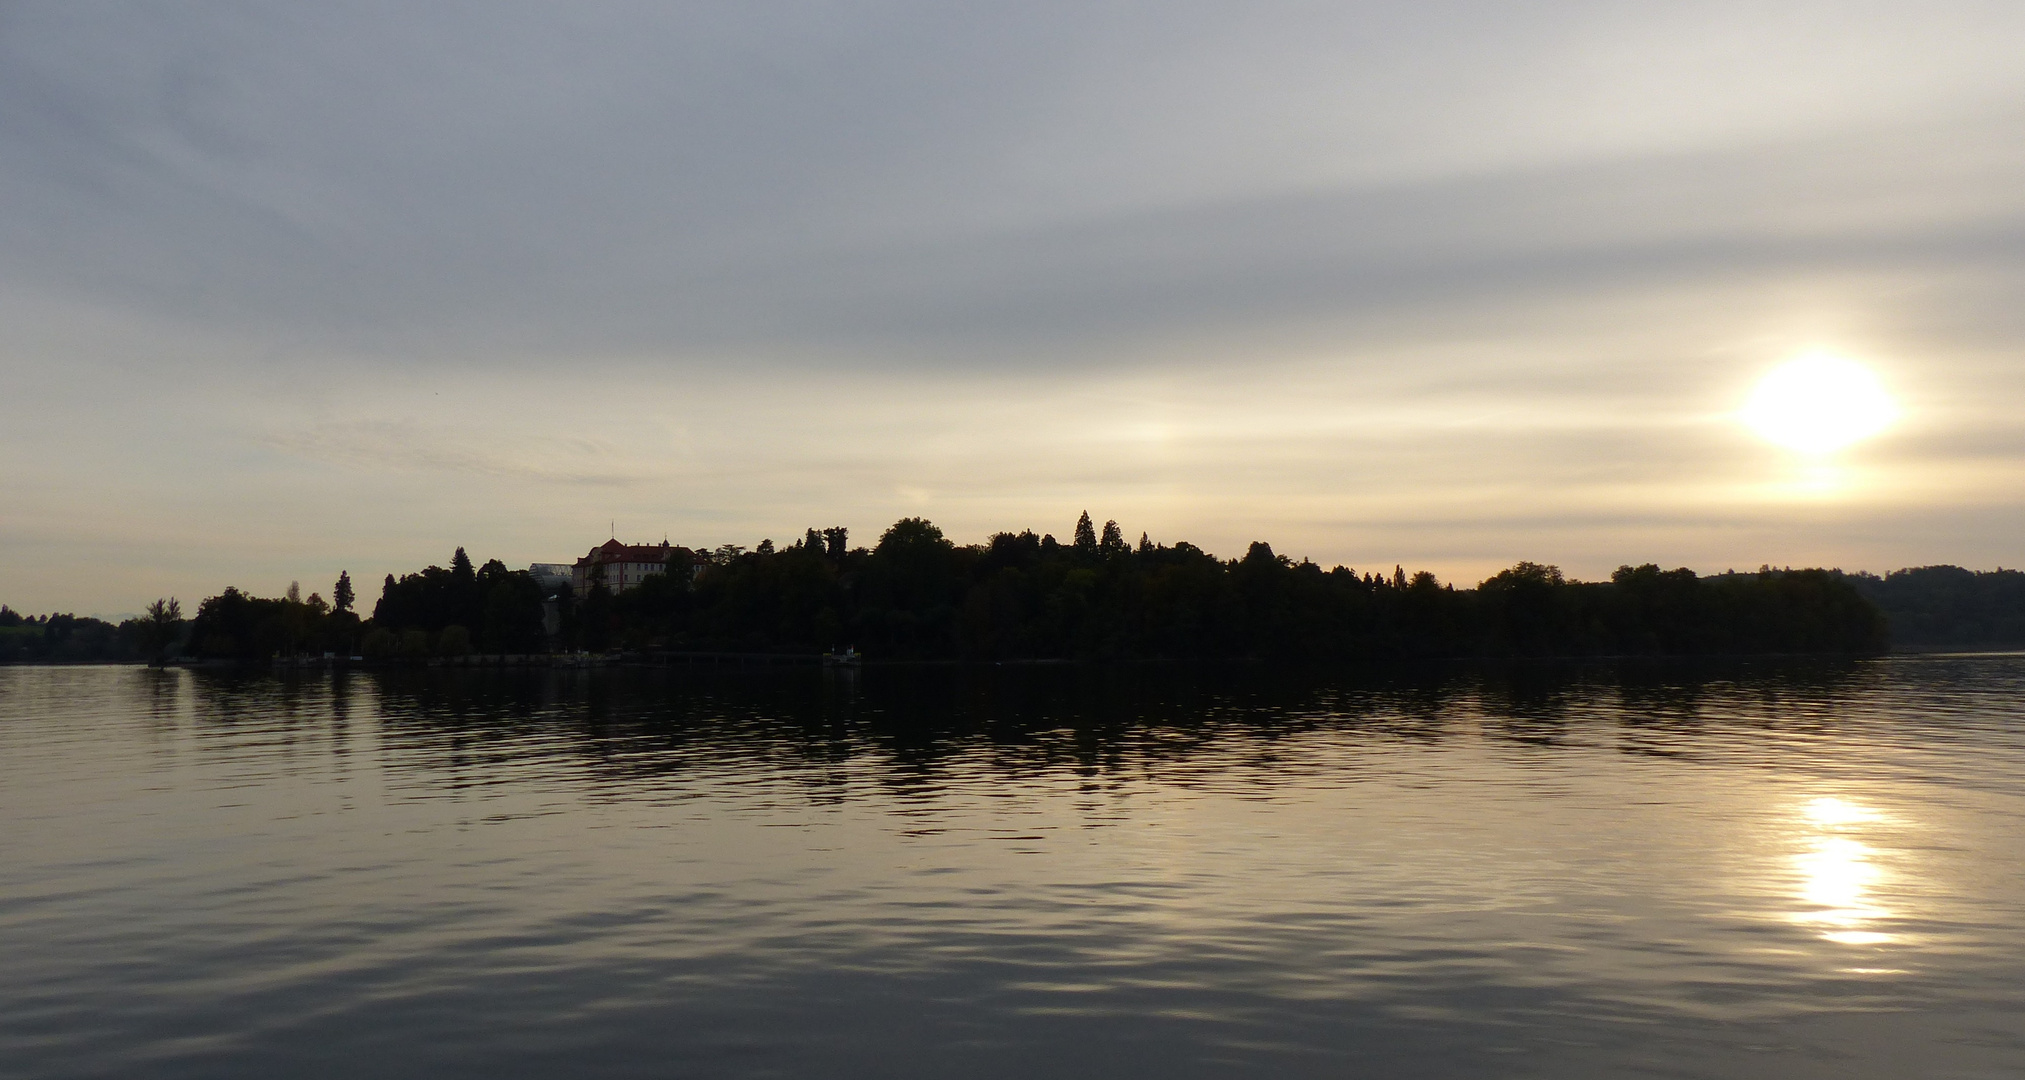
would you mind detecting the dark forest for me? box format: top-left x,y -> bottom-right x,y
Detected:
17,515 -> 2025,665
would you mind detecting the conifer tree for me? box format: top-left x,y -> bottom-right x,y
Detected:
1074,512 -> 1097,552
333,571 -> 355,614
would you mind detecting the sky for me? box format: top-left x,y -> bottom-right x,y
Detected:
3,1 -> 2024,616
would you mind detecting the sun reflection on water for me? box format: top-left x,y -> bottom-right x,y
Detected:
1790,797 -> 1895,947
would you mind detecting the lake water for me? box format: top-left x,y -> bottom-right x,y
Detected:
4,657 -> 2025,1078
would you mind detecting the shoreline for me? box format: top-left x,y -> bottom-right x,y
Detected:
13,648 -> 2025,672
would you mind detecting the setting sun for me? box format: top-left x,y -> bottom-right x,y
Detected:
1742,353 -> 1900,455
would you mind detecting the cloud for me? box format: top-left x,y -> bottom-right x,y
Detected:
1,2 -> 2021,364
262,420 -> 658,487
3,2 -> 2024,612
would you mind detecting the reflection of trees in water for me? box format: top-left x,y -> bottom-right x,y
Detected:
1472,662 -> 1588,746
188,668 -> 356,726
175,657 -> 1880,801
1607,658 -> 1873,762
346,664 -> 1478,799
140,666 -> 185,730
1459,658 -> 1863,752
173,669 -> 383,780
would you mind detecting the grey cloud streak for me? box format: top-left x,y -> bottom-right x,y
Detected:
3,2 -> 2022,365
4,1 -> 2025,613
261,421 -> 659,487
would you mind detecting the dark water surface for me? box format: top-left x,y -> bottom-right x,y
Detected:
5,657 -> 2025,1078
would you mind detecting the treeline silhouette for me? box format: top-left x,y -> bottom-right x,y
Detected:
0,607 -> 145,663
571,514 -> 1881,660
11,515 -> 1930,664
365,549 -> 546,656
184,580 -> 362,662
0,600 -> 194,664
1848,565 -> 2025,650
178,552 -> 549,662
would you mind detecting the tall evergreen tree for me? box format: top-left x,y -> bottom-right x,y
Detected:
1074,512 -> 1097,552
375,574 -> 398,624
332,571 -> 355,614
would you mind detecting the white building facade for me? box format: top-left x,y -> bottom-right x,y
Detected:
570,539 -> 694,595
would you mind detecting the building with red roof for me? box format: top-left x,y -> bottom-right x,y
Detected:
570,539 -> 696,595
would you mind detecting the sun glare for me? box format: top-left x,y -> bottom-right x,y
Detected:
1742,353 -> 1899,455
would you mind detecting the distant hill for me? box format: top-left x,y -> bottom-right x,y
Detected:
0,609 -> 144,663
1846,567 -> 2025,652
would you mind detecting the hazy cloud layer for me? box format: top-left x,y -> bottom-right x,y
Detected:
2,2 -> 2023,613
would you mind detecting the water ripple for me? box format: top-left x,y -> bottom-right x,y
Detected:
3,659 -> 2024,1077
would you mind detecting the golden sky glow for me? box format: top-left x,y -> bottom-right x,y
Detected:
1743,354 -> 1900,456
0,4 -> 2022,613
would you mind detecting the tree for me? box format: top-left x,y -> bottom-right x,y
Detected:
343,521 -> 1886,663
663,548 -> 697,583
140,597 -> 183,662
438,624 -> 472,656
187,587 -> 281,660
475,559 -> 545,653
333,571 -> 355,614
1486,561 -> 1564,588
286,580 -> 301,603
581,564 -> 613,652
451,547 -> 475,584
1100,519 -> 1127,555
877,517 -> 949,555
1479,562 -> 1571,655
1074,511 -> 1097,552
